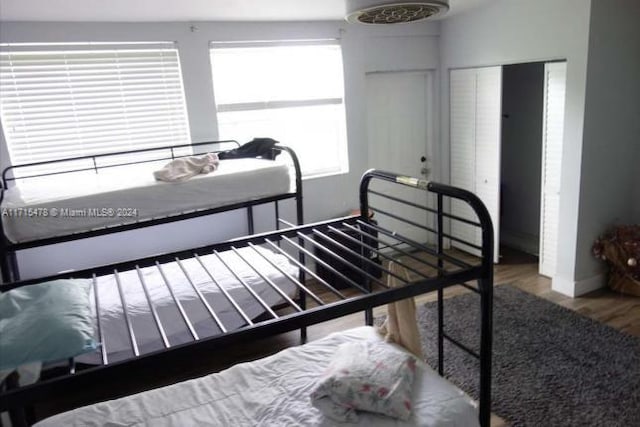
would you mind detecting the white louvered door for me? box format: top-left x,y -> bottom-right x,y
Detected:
539,62 -> 567,277
474,67 -> 502,262
450,69 -> 479,256
450,66 -> 502,262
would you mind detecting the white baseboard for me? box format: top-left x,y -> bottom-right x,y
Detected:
552,274 -> 606,297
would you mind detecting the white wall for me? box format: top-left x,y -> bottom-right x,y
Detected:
0,20 -> 440,278
439,0 -> 592,296
500,62 -> 544,255
573,0 -> 640,287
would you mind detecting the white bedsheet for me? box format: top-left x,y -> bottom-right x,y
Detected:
1,158 -> 291,243
77,246 -> 299,364
37,327 -> 479,427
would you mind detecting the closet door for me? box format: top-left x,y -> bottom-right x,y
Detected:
539,62 -> 567,277
474,66 -> 502,263
449,66 -> 502,262
450,68 -> 479,255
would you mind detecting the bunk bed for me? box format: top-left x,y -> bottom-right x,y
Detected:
0,170 -> 494,427
0,140 -> 304,282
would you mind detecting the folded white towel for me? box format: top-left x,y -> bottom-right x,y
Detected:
378,261 -> 423,359
153,153 -> 220,182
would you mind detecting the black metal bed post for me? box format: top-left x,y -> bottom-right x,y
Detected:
437,193 -> 445,375
359,172 -> 374,326
0,188 -> 12,283
246,206 -> 255,235
4,373 -> 29,427
429,181 -> 494,427
7,251 -> 19,282
477,210 -> 494,427
0,231 -> 18,283
0,238 -> 12,283
294,151 -> 306,343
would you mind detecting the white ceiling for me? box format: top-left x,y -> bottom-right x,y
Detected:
0,0 -> 490,22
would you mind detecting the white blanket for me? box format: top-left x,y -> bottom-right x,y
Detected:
37,327 -> 479,427
153,153 -> 220,182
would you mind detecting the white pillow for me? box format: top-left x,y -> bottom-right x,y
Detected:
310,340 -> 418,422
0,279 -> 97,371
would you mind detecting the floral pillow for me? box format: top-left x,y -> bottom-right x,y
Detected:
310,340 -> 418,422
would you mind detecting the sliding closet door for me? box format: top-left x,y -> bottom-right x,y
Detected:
450,68 -> 479,255
450,66 -> 502,262
539,62 -> 567,277
474,67 -> 502,262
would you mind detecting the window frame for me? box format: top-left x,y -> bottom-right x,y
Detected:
0,42 -> 192,175
209,39 -> 349,180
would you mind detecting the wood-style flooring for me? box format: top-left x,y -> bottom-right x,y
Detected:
35,246 -> 640,426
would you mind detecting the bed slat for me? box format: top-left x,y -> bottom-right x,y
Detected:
326,225 -> 435,282
114,269 -> 140,357
247,242 -> 325,306
340,222 -> 446,273
135,266 -> 171,349
212,250 -> 279,320
193,253 -> 254,326
294,231 -> 389,290
174,257 -> 228,334
231,246 -> 302,312
92,274 -> 108,366
357,220 -> 473,269
263,239 -> 347,300
155,262 -> 199,341
281,235 -> 370,294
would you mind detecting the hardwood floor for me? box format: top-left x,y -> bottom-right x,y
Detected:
36,246 -> 640,425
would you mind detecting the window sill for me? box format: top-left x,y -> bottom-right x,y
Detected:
302,167 -> 350,182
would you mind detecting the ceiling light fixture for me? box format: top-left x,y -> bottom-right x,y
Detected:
345,0 -> 450,24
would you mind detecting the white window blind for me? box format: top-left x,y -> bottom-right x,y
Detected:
0,43 -> 191,174
210,41 -> 349,178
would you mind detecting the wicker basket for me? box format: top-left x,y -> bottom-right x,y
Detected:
592,225 -> 640,297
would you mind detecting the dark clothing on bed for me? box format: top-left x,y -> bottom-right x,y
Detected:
218,138 -> 281,160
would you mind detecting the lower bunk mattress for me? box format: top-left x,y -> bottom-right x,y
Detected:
35,327 -> 479,427
82,245 -> 299,364
1,158 -> 291,243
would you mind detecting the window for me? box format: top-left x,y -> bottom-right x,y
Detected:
0,43 -> 191,175
210,41 -> 349,178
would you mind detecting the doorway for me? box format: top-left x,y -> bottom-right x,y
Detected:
449,61 -> 567,277
499,63 -> 545,258
365,70 -> 435,243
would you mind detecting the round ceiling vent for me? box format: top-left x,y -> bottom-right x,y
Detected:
346,1 -> 449,24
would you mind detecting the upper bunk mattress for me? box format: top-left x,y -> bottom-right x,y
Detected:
34,327 -> 479,427
1,158 -> 291,243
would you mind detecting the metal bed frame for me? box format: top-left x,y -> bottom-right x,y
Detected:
0,140 -> 304,282
0,170 -> 493,427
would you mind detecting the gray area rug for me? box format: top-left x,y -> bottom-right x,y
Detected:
414,285 -> 640,426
